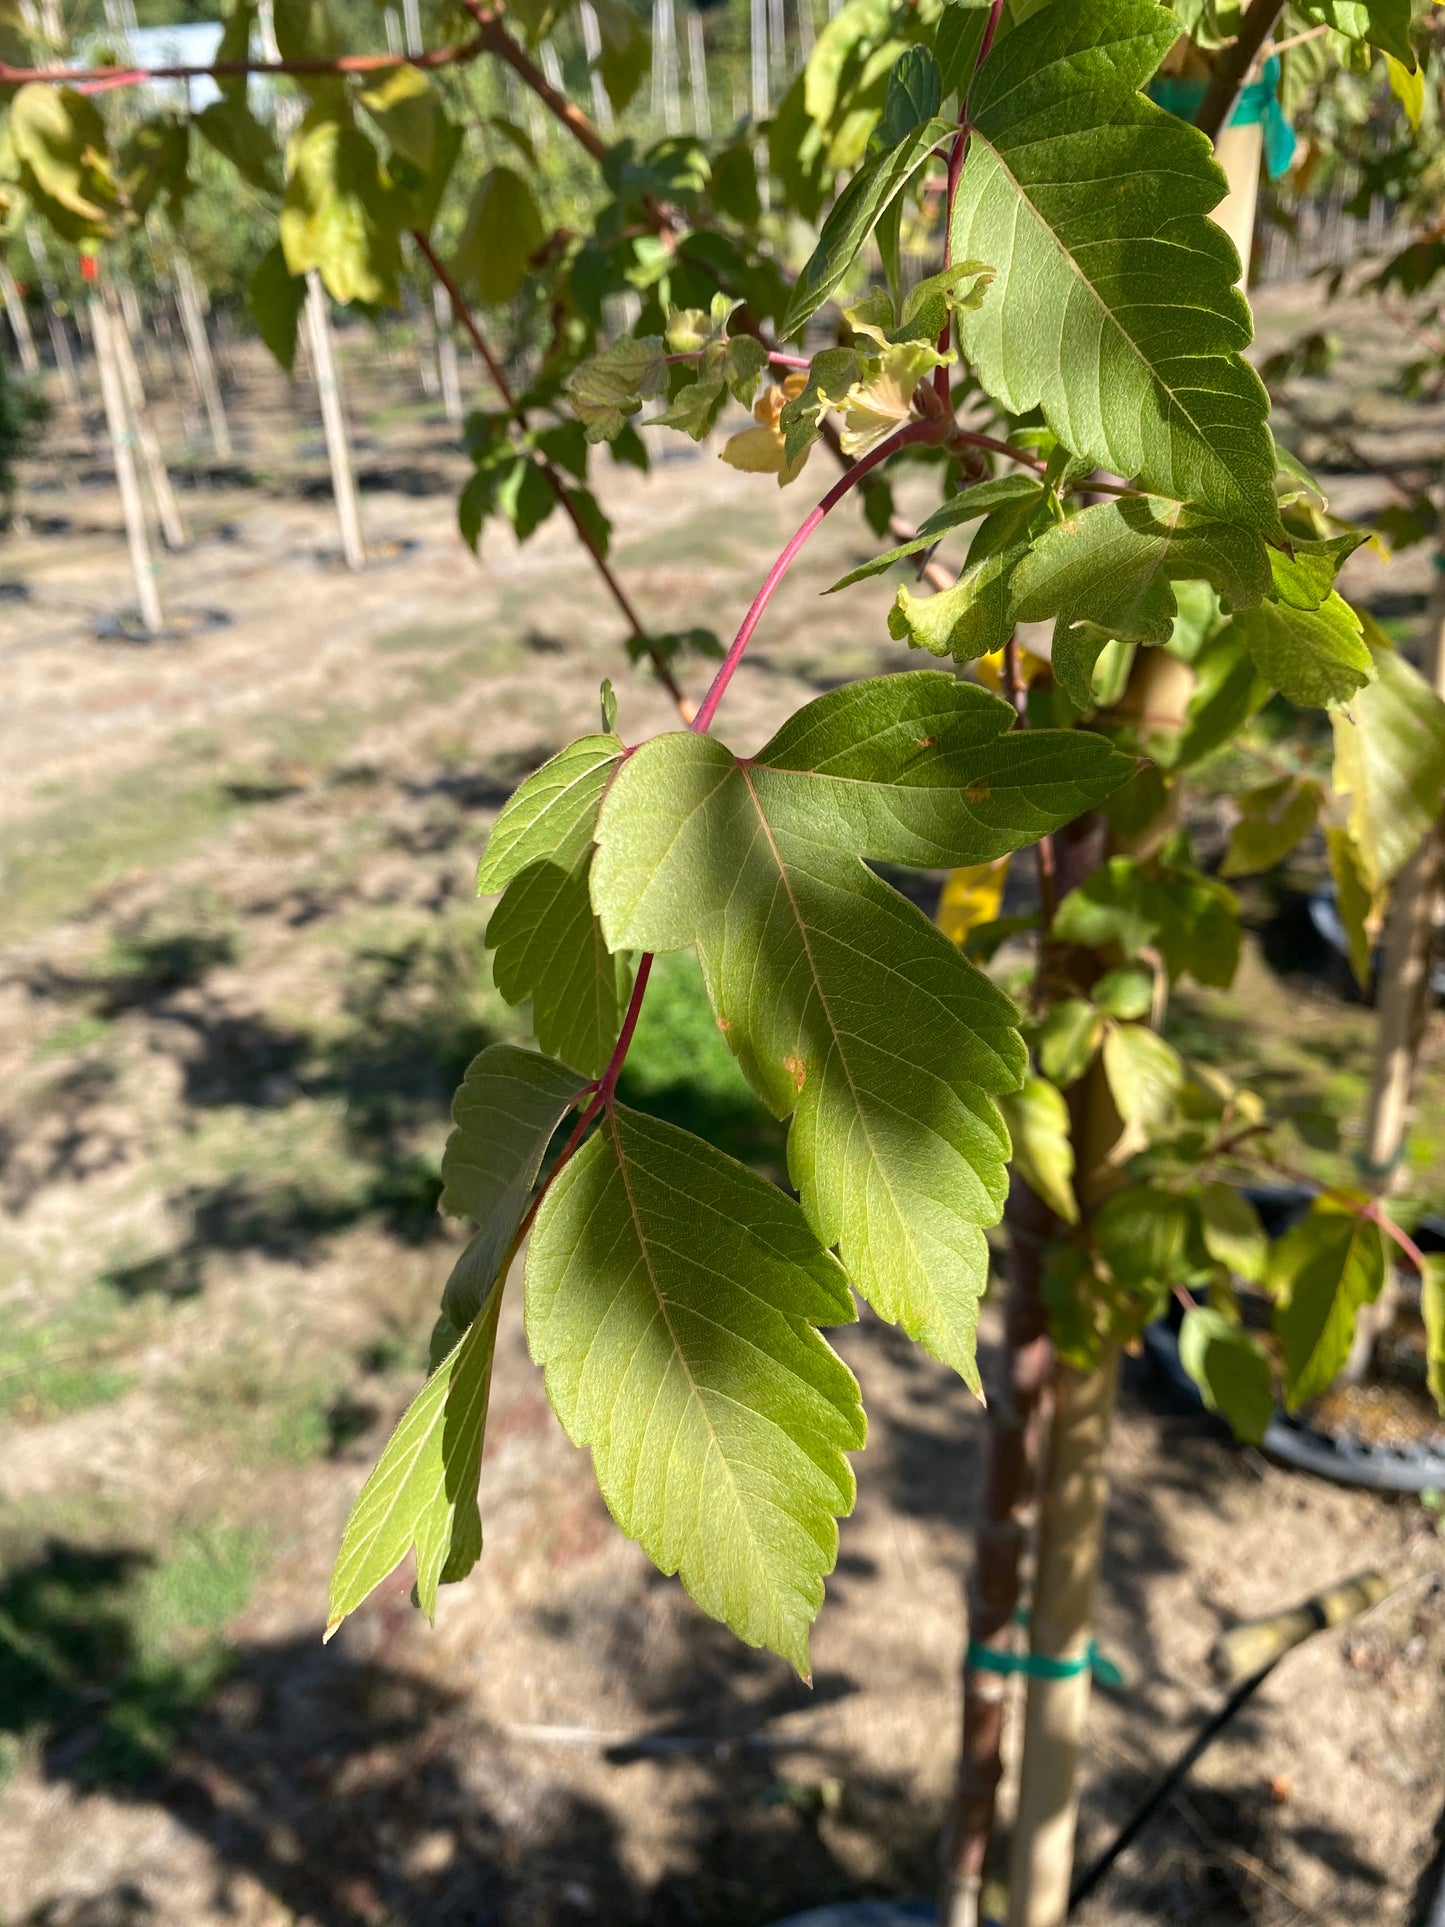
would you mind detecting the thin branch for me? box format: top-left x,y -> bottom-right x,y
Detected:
413,229 -> 693,720
459,0 -> 611,166
0,33 -> 485,88
1268,22 -> 1331,58
691,419 -> 942,733
1194,0 -> 1288,144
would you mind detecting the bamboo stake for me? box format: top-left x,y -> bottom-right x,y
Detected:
172,248 -> 233,459
1006,1352 -> 1120,1927
108,285 -> 189,551
304,271 -> 366,571
1,258 -> 40,376
91,291 -> 163,635
25,224 -> 80,408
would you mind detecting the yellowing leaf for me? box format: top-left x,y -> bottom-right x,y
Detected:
936,856 -> 1010,947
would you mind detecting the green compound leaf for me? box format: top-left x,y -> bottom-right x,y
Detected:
1270,1198 -> 1386,1410
783,113 -> 953,337
569,337 -> 668,442
435,1044 -> 590,1352
886,492 -> 1270,687
488,851 -> 634,1078
1179,1306 -> 1273,1444
328,1299 -> 500,1636
1220,777 -> 1322,878
829,476 -> 1044,590
9,84 -> 121,241
1011,496 -> 1272,707
477,735 -> 628,1075
525,1104 -> 865,1675
246,243 -> 308,371
1052,856 -> 1241,988
476,734 -> 623,893
454,165 -> 545,307
592,676 -> 1126,1385
1324,826 -> 1377,989
1102,1021 -> 1183,1132
1037,998 -> 1103,1088
999,1076 -> 1079,1223
1232,593 -> 1373,709
1331,637 -> 1445,890
1198,1181 -> 1267,1285
1424,1254 -> 1445,1415
950,0 -> 1276,530
328,1044 -> 587,1633
280,106 -> 404,306
1296,0 -> 1416,68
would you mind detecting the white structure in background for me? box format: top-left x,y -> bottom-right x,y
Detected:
578,3 -> 616,135
651,0 -> 682,136
796,0 -> 814,60
751,0 -> 768,118
768,0 -> 785,77
686,10 -> 711,137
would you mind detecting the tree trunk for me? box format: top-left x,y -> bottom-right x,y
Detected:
91,291 -> 163,636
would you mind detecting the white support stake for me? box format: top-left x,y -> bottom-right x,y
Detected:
109,286 -> 189,552
26,224 -> 80,408
686,10 -> 711,137
750,0 -> 768,119
1,259 -> 40,376
305,271 -> 366,571
173,249 -> 233,459
579,2 -> 615,135
433,279 -> 463,425
91,292 -> 163,636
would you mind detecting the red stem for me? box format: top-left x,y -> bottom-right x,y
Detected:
977,0 -> 1005,65
412,229 -> 692,720
957,429 -> 1046,472
691,420 -> 939,734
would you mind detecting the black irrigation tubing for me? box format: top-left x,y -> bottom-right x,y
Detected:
1066,1661 -> 1283,1912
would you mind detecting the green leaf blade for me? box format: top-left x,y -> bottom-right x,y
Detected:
1271,1201 -> 1386,1409
525,1105 -> 865,1675
591,710 -> 1038,1385
476,734 -> 623,894
951,0 -> 1276,528
1179,1307 -> 1273,1444
487,851 -> 634,1078
328,1300 -> 500,1635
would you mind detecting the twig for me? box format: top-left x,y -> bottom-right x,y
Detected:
1194,0 -> 1289,143
412,229 -> 692,720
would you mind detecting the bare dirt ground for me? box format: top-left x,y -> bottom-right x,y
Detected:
0,292 -> 1442,1927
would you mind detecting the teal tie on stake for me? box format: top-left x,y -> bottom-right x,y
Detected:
966,1611 -> 1126,1687
1148,55 -> 1298,179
